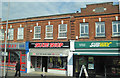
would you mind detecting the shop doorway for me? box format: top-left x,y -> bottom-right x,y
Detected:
95,57 -> 105,76
42,56 -> 48,72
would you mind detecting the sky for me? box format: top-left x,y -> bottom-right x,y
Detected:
1,0 -> 119,21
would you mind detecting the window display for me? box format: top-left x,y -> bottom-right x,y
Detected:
48,57 -> 67,70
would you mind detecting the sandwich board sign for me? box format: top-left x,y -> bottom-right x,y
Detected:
79,65 -> 88,78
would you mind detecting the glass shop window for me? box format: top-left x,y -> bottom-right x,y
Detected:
48,57 -> 67,70
106,57 -> 120,74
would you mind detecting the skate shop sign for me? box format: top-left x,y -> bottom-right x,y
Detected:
75,41 -> 120,48
29,42 -> 70,48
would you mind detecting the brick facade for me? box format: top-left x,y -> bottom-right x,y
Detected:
1,2 -> 120,43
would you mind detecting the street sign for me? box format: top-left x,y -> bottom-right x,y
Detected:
0,52 -> 8,56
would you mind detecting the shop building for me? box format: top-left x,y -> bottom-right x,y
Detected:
68,40 -> 120,77
0,42 -> 29,73
67,2 -> 120,78
27,42 -> 70,75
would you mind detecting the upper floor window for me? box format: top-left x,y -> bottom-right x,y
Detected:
17,27 -> 24,40
112,21 -> 120,37
45,25 -> 53,39
34,26 -> 41,39
8,29 -> 14,40
95,22 -> 105,37
58,24 -> 67,38
80,23 -> 89,38
0,29 -> 4,40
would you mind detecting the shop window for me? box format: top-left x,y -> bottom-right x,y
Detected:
112,21 -> 120,37
80,23 -> 89,38
58,24 -> 67,38
48,57 -> 67,70
75,56 -> 87,73
34,26 -> 41,39
8,28 -> 14,40
106,57 -> 120,75
95,22 -> 105,37
0,29 -> 4,40
88,57 -> 94,70
45,25 -> 53,39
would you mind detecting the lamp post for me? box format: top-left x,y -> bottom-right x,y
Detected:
3,1 -> 10,78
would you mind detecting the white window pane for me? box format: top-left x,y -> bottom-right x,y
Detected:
8,29 -> 14,40
59,24 -> 67,37
113,25 -> 117,32
80,23 -> 89,37
97,25 -> 100,33
101,25 -> 105,33
118,24 -> 120,32
46,25 -> 53,32
59,33 -> 67,37
60,24 -> 66,31
85,26 -> 88,33
46,33 -> 53,38
81,34 -> 88,36
81,26 -> 84,33
34,26 -> 41,38
96,22 -> 105,36
35,34 -> 40,38
46,25 -> 53,38
35,27 -> 40,33
18,28 -> 24,39
0,29 -> 4,40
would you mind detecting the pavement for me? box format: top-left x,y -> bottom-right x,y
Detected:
1,70 -> 76,78
1,70 -> 120,78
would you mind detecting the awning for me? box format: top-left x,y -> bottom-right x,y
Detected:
74,52 -> 120,56
29,48 -> 69,56
73,48 -> 120,56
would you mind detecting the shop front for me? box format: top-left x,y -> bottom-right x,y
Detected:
69,40 -> 120,77
28,42 -> 70,75
0,42 -> 29,73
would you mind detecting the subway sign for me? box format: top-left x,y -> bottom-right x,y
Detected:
75,41 -> 120,48
29,42 -> 70,48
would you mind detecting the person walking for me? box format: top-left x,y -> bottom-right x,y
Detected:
14,61 -> 21,78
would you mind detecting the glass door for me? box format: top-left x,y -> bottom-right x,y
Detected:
73,55 -> 87,77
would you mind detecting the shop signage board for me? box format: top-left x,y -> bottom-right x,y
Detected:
75,41 -> 120,49
79,65 -> 88,78
0,43 -> 26,49
29,42 -> 70,48
88,64 -> 94,69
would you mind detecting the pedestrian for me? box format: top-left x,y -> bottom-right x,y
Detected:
14,61 -> 21,78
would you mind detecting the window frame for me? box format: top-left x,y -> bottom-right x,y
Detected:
95,22 -> 105,37
112,21 -> 120,37
80,23 -> 89,38
45,25 -> 53,39
58,24 -> 67,39
8,28 -> 14,40
0,29 -> 4,40
17,27 -> 24,40
34,26 -> 41,39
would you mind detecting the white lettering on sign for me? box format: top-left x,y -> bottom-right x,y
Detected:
90,42 -> 112,47
79,43 -> 86,47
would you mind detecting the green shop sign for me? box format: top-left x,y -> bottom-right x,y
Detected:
75,41 -> 120,48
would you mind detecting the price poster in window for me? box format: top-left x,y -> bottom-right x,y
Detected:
88,64 -> 94,69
